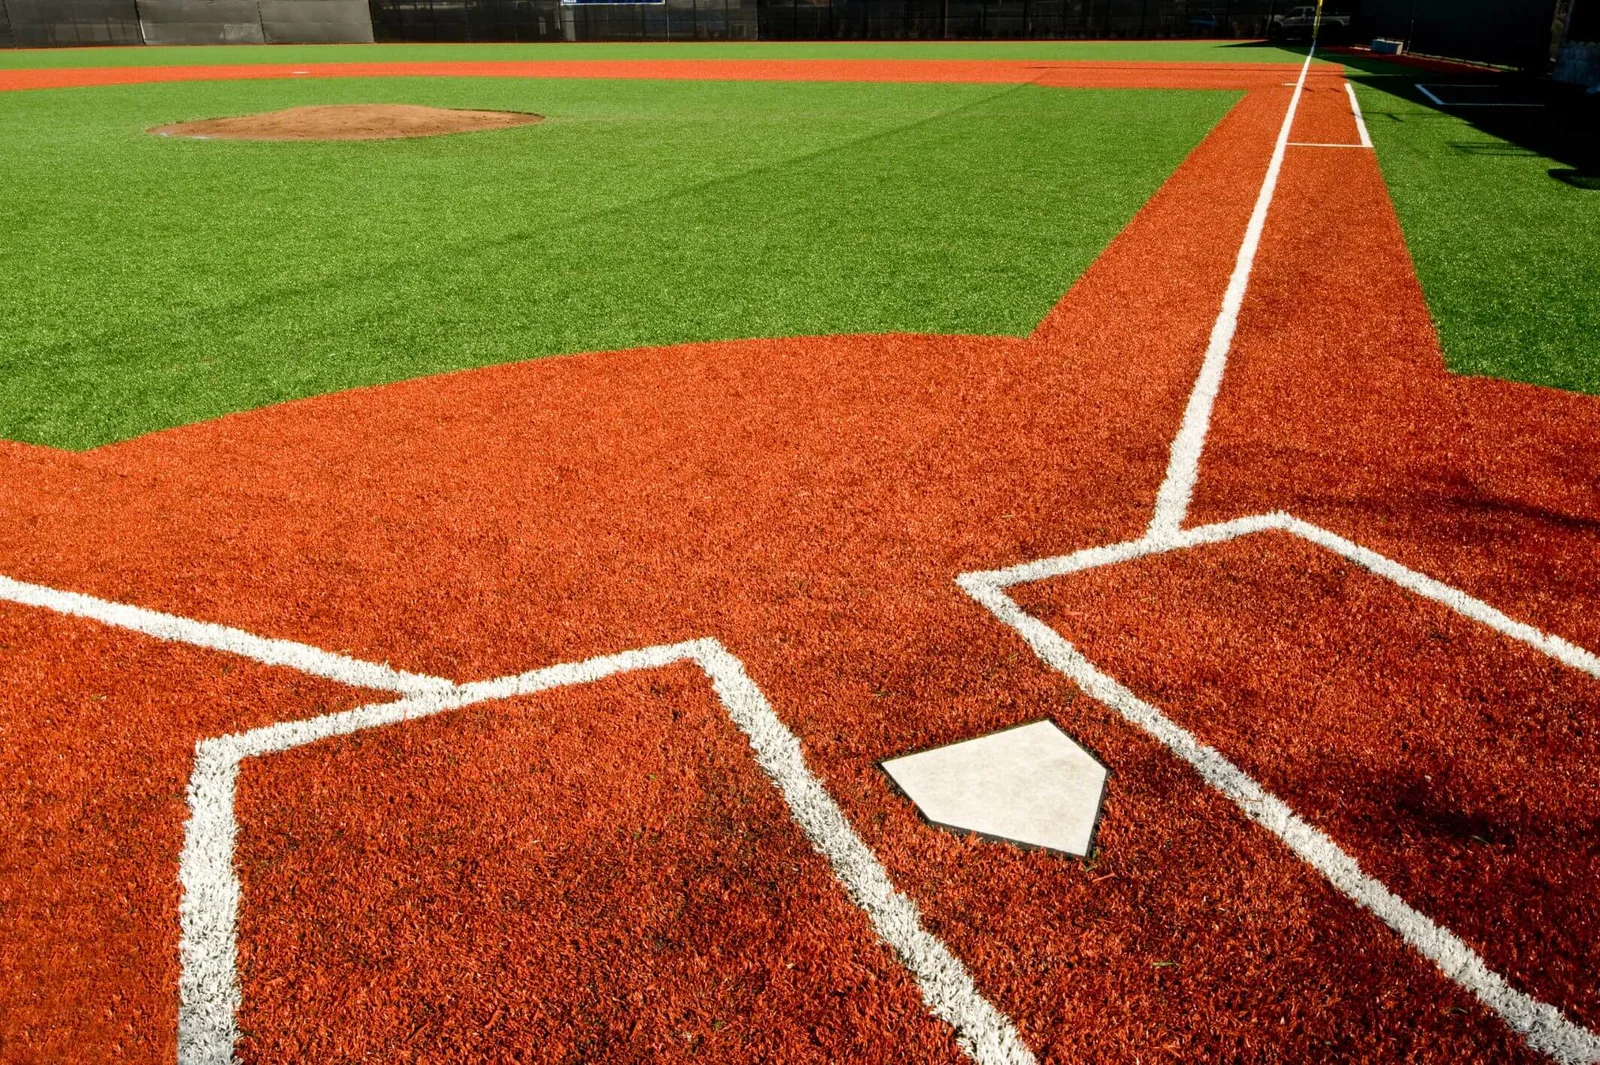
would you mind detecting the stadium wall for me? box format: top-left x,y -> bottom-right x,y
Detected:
0,0 -> 1564,66
1357,0 -> 1560,69
2,0 -> 372,44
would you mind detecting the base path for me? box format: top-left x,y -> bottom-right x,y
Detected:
1,58 -> 1597,1064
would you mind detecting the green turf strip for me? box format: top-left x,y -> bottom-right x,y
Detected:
0,40 -> 1334,69
0,76 -> 1233,449
1354,79 -> 1600,396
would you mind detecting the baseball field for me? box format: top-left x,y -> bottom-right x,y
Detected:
2,36 -> 1597,1065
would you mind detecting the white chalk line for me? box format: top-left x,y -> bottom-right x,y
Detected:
1417,82 -> 1545,109
1288,141 -> 1368,148
1145,42 -> 1318,541
0,573 -> 449,695
958,514 -> 1600,1063
0,571 -> 1032,1064
177,637 -> 1034,1065
1345,80 -> 1374,147
972,29 -> 1599,1058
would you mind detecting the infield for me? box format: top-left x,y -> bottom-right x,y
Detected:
1,39 -> 1597,1065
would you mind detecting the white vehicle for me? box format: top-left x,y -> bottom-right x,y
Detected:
1269,5 -> 1351,40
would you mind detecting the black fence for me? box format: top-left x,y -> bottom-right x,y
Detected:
362,0 -> 1543,58
367,0 -> 1279,42
0,0 -> 1569,69
370,0 -> 755,41
758,0 -> 1279,40
1358,0 -> 1559,69
4,0 -> 142,45
371,0 -> 560,40
0,0 -> 372,44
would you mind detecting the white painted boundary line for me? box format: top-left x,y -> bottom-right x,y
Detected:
0,574 -> 1032,1065
1415,83 -> 1448,106
1277,515 -> 1600,680
1145,42 -> 1317,541
1345,81 -> 1374,148
1417,82 -> 1544,109
169,638 -> 1034,1065
1289,141 -> 1368,148
958,514 -> 1600,1064
0,573 -> 449,695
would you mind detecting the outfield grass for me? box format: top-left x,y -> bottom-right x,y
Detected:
1356,78 -> 1600,396
0,76 -> 1235,448
0,39 -> 1337,69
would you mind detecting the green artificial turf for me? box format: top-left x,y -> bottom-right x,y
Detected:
0,39 -> 1336,69
1355,78 -> 1600,396
0,76 -> 1235,448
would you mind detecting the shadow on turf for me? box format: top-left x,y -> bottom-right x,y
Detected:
1229,41 -> 1600,181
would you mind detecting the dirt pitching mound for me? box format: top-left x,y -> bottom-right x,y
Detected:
149,104 -> 543,142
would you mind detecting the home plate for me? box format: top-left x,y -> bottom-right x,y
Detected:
881,719 -> 1108,857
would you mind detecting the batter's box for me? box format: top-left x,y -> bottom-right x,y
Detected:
958,511 -> 1600,1065
176,638 -> 1033,1065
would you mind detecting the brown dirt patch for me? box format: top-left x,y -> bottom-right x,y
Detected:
148,103 -> 542,142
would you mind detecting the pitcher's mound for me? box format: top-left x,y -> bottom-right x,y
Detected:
149,104 -> 543,142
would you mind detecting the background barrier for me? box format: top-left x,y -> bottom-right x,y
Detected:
1,0 -> 372,44
0,0 -> 1573,77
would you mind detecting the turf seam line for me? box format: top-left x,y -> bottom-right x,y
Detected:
0,573 -> 448,695
959,513 -> 1600,1063
173,638 -> 1035,1065
1344,80 -> 1373,148
1145,43 -> 1318,542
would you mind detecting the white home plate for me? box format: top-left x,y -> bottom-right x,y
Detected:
881,720 -> 1108,857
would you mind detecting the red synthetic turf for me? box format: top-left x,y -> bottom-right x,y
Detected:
1014,531 -> 1600,1033
0,604 -> 375,1062
1321,46 -> 1508,74
1285,77 -> 1364,144
1189,131 -> 1600,651
233,667 -> 960,1062
1,60 -> 1595,1062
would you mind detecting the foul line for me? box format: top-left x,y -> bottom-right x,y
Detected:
1145,42 -> 1318,541
954,32 -> 1600,1061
